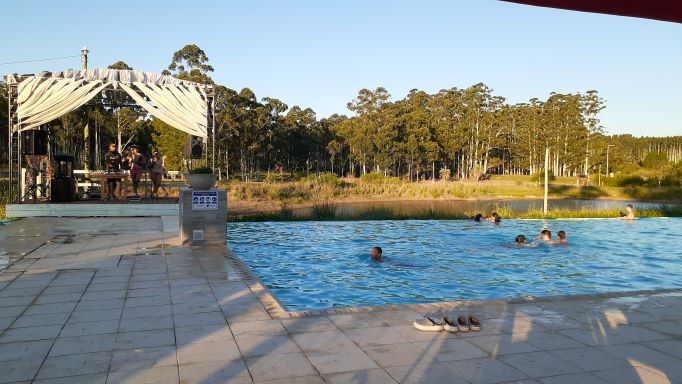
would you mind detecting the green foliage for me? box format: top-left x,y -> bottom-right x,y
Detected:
108,61 -> 133,70
642,151 -> 669,169
601,175 -> 645,187
264,173 -> 286,183
189,167 -> 213,174
162,44 -> 214,84
150,118 -> 187,171
655,175 -> 680,188
231,202 -> 682,222
302,173 -> 339,186
530,170 -> 556,182
360,171 -> 387,183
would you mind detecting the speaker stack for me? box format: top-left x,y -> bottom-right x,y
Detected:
22,130 -> 48,155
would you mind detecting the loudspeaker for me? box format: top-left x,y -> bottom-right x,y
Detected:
190,136 -> 203,159
50,178 -> 74,202
22,130 -> 48,155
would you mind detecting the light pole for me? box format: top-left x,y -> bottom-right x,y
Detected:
606,144 -> 615,177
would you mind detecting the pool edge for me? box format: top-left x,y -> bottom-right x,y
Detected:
223,249 -> 682,319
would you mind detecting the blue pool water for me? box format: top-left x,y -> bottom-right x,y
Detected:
228,218 -> 682,311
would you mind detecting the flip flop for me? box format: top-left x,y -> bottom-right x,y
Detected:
469,315 -> 481,331
413,316 -> 445,332
457,315 -> 470,332
443,316 -> 459,333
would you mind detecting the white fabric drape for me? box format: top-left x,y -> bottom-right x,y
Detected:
118,82 -> 207,138
16,77 -> 110,132
11,69 -> 210,138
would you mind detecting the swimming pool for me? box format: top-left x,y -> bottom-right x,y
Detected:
228,218 -> 682,311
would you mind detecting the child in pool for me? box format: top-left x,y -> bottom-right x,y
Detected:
370,246 -> 383,261
555,230 -> 567,244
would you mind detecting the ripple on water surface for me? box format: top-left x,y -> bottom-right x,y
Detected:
228,218 -> 682,311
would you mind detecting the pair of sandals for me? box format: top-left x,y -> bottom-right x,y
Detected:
413,314 -> 481,332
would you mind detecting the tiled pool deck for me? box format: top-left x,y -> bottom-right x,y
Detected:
0,217 -> 680,384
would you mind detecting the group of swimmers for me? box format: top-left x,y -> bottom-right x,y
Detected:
370,203 -> 636,259
474,212 -> 501,223
515,229 -> 567,246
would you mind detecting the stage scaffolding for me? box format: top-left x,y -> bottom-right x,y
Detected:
6,70 -> 216,204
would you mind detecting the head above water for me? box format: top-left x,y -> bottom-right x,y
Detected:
515,235 -> 526,243
370,246 -> 383,260
474,214 -> 483,222
541,229 -> 552,240
557,230 -> 566,240
491,212 -> 501,222
626,204 -> 634,211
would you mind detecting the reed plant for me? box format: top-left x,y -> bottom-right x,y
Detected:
230,202 -> 682,222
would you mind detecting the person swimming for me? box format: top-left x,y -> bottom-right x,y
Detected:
535,229 -> 552,242
484,212 -> 501,223
620,204 -> 636,220
474,213 -> 483,222
555,230 -> 567,244
370,246 -> 383,261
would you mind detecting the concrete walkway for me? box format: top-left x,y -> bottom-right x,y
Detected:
0,217 -> 680,384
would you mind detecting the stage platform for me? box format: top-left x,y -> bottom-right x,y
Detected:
6,199 -> 179,218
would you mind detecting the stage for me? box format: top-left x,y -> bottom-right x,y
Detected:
6,198 -> 179,217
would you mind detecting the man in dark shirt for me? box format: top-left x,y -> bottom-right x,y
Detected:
104,143 -> 123,199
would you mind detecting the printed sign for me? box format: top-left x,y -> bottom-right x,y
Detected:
192,191 -> 218,210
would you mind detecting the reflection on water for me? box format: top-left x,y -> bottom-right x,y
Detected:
318,199 -> 680,217
229,218 -> 682,311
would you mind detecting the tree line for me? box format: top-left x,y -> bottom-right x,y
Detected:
1,44 -> 681,181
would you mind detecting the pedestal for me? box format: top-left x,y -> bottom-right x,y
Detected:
179,188 -> 227,246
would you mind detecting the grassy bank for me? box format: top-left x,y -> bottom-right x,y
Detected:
225,176 -> 682,211
230,202 -> 682,222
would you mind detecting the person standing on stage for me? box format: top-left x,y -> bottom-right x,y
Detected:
129,145 -> 147,198
104,143 -> 124,200
148,151 -> 165,198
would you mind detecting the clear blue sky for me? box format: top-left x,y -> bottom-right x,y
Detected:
3,0 -> 681,136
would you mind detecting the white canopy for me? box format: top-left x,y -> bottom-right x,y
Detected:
7,69 -> 211,138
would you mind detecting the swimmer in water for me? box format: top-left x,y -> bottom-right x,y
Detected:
485,212 -> 501,223
535,229 -> 552,242
555,230 -> 567,244
474,213 -> 483,222
619,204 -> 635,220
370,246 -> 383,261
515,235 -> 527,245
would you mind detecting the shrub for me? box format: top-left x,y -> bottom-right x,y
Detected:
602,175 -> 645,187
360,171 -> 386,184
293,172 -> 307,181
439,168 -> 451,181
302,172 -> 339,186
264,173 -> 286,184
530,170 -> 555,182
650,175 -> 681,188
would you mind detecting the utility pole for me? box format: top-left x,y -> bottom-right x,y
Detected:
606,144 -> 615,177
81,47 -> 90,169
543,146 -> 549,215
81,46 -> 89,69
